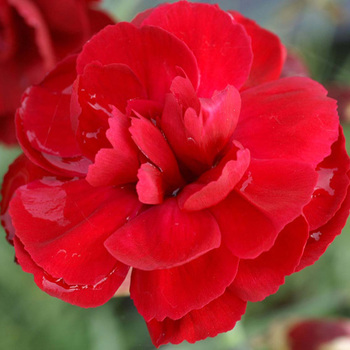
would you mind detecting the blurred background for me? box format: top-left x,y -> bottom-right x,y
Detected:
1,0 -> 350,349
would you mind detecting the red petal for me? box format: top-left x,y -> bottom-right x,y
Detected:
1,154 -> 51,243
85,109 -> 141,187
0,115 -> 17,145
0,1 -> 46,118
105,197 -> 221,270
87,8 -> 115,35
161,85 -> 241,173
231,216 -> 309,302
147,288 -> 247,347
16,56 -> 91,177
76,62 -> 146,159
236,77 -> 339,166
178,143 -> 250,211
14,237 -> 128,308
213,159 -> 317,258
136,163 -> 164,205
107,108 -> 139,151
9,0 -> 55,70
199,85 -> 241,159
303,128 -> 350,230
141,2 -> 252,96
19,56 -> 79,157
78,62 -> 146,113
131,8 -> 156,27
170,75 -> 200,113
229,11 -> 286,89
297,175 -> 350,270
288,319 -> 350,350
86,147 -> 139,187
9,179 -> 142,285
130,245 -> 238,321
77,22 -> 199,103
161,93 -> 206,175
33,0 -> 89,36
129,116 -> 184,191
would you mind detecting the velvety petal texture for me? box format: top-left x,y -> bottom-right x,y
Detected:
2,1 -> 349,347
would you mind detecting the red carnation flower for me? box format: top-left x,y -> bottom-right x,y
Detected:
1,1 -> 350,346
288,319 -> 350,350
0,0 -> 113,144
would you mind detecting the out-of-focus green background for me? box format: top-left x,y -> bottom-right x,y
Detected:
1,1 -> 350,349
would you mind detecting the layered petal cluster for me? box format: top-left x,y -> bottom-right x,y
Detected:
1,1 -> 349,347
0,0 -> 113,144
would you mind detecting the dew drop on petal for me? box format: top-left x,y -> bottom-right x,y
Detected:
315,167 -> 337,196
240,171 -> 252,192
311,231 -> 322,241
87,102 -> 113,117
22,186 -> 70,226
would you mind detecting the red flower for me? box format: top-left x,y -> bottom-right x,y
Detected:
1,1 -> 350,346
287,319 -> 350,350
0,0 -> 113,144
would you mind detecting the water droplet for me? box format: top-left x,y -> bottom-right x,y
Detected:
187,137 -> 195,143
26,130 -> 60,156
85,130 -> 100,139
311,231 -> 322,241
240,172 -> 252,192
172,188 -> 180,196
57,249 -> 67,257
315,167 -> 337,196
22,186 -> 70,226
87,102 -> 113,117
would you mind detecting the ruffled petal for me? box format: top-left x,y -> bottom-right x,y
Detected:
0,154 -> 51,243
141,1 -> 253,96
136,163 -> 164,205
146,287 -> 247,347
76,62 -> 146,159
297,174 -> 350,270
14,237 -> 128,308
212,159 -> 317,259
229,11 -> 286,89
303,128 -> 350,230
86,148 -> 139,187
161,84 -> 241,173
105,197 -> 221,270
9,178 -> 142,285
235,77 -> 339,166
16,56 -> 91,177
178,142 -> 250,211
130,245 -> 238,321
77,22 -> 199,103
129,115 -> 184,191
19,55 -> 79,157
231,216 -> 309,302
